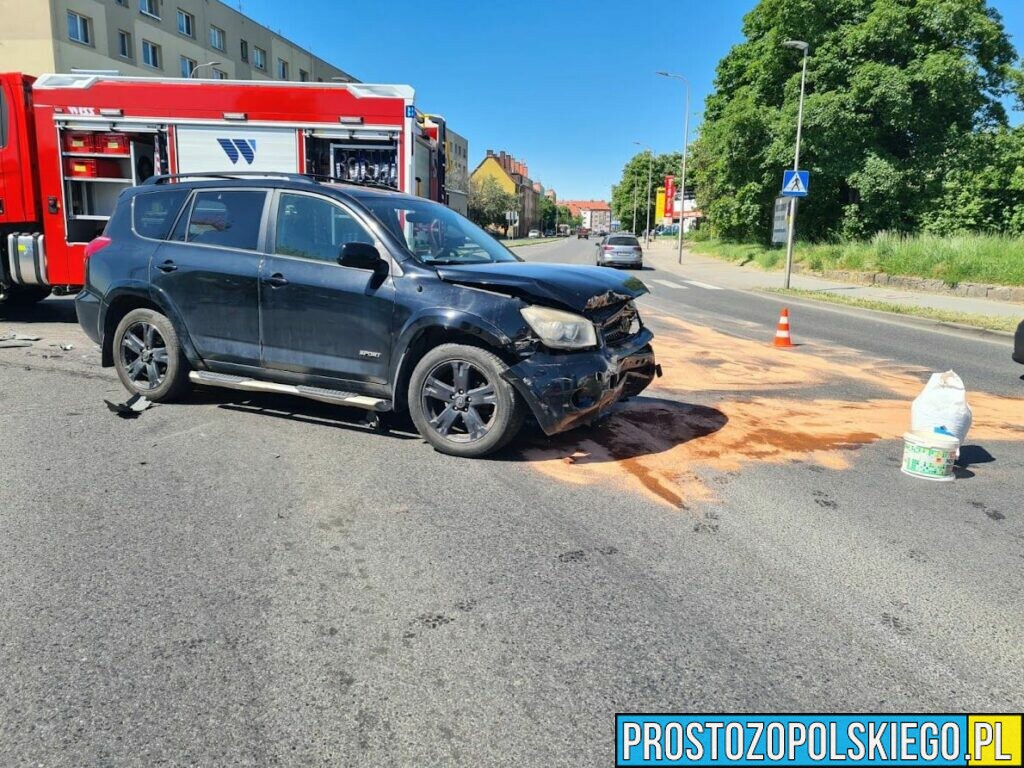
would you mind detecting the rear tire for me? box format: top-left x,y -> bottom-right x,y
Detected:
409,343 -> 525,458
112,308 -> 190,402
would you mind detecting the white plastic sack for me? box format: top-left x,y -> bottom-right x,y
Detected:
910,371 -> 973,443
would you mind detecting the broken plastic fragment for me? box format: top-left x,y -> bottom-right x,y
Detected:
103,394 -> 153,419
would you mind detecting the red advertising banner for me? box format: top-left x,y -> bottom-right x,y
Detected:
664,176 -> 676,217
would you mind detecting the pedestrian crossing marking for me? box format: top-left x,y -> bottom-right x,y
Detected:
684,280 -> 723,290
652,279 -> 688,289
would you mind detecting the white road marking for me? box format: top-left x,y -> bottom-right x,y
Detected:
683,280 -> 723,291
651,279 -> 688,289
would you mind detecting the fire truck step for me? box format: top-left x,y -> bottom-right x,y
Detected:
189,371 -> 391,411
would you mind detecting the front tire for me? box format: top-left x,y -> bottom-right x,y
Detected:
112,308 -> 190,402
408,343 -> 525,458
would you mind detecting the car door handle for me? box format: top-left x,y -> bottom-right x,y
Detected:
157,260 -> 178,273
264,273 -> 289,288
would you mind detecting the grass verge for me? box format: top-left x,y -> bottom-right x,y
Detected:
691,233 -> 1024,287
765,288 -> 1020,334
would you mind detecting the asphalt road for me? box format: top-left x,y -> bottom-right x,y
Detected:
1,238 -> 1022,766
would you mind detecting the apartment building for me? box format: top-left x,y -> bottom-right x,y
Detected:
471,149 -> 540,237
445,128 -> 469,216
561,200 -> 612,233
0,0 -> 356,83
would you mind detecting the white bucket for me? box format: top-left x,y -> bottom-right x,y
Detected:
901,430 -> 960,482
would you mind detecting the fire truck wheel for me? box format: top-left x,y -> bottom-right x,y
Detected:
113,308 -> 190,402
0,286 -> 51,310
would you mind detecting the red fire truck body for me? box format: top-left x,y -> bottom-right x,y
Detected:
0,72 -> 448,300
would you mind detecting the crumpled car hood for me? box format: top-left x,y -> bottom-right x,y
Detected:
434,262 -> 648,312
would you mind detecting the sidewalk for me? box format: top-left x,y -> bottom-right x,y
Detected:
643,239 -> 1024,320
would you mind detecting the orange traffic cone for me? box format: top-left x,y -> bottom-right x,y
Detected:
773,308 -> 794,348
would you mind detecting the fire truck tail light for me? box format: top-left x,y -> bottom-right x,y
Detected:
84,236 -> 112,260
223,112 -> 247,121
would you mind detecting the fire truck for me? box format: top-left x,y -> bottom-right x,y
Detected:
0,72 -> 451,307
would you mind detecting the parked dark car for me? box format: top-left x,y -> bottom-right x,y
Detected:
1014,319 -> 1024,366
76,174 -> 659,457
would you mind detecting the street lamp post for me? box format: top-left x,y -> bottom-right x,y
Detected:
782,40 -> 809,290
657,71 -> 690,264
631,177 -> 638,235
189,61 -> 222,78
634,141 -> 654,245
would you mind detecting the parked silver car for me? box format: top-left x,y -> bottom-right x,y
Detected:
596,234 -> 643,268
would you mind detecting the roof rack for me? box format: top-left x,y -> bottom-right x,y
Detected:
143,171 -> 402,192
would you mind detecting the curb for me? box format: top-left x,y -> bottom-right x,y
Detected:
749,288 -> 1015,343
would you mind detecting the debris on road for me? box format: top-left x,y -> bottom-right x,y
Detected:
525,315 -> 1022,508
911,370 -> 973,444
0,331 -> 42,349
104,394 -> 153,419
901,430 -> 959,482
1,332 -> 42,341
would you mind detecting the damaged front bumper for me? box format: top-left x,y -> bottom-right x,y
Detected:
503,328 -> 660,436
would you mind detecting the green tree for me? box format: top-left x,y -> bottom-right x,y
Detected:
612,151 -> 684,234
690,0 -> 1022,242
922,125 -> 1024,235
468,176 -> 519,232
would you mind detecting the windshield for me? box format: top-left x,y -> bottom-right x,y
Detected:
356,195 -> 520,265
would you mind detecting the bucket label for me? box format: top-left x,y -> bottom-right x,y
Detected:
902,442 -> 955,479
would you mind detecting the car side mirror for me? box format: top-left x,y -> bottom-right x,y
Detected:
338,242 -> 387,275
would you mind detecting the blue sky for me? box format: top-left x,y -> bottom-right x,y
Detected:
239,0 -> 1023,200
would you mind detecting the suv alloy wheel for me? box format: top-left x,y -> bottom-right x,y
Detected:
113,308 -> 190,402
408,343 -> 525,458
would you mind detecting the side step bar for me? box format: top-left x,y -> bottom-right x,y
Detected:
189,371 -> 391,412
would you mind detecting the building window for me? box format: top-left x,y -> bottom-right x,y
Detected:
240,39 -> 248,62
212,69 -> 227,80
209,25 -> 226,51
253,47 -> 266,71
115,0 -> 128,6
299,69 -> 309,82
176,9 -> 194,37
117,30 -> 133,59
142,39 -> 162,69
180,55 -> 196,78
139,0 -> 160,19
67,11 -> 92,45
276,59 -> 289,80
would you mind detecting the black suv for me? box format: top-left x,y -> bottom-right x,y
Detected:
76,174 -> 659,457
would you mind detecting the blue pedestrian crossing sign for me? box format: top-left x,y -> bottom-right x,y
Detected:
782,170 -> 810,197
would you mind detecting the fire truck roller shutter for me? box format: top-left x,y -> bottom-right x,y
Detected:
175,125 -> 300,175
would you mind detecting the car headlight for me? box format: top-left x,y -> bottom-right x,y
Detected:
520,305 -> 598,349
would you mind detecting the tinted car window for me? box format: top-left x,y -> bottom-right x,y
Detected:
186,190 -> 265,251
608,236 -> 640,246
274,193 -> 373,263
133,189 -> 189,240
